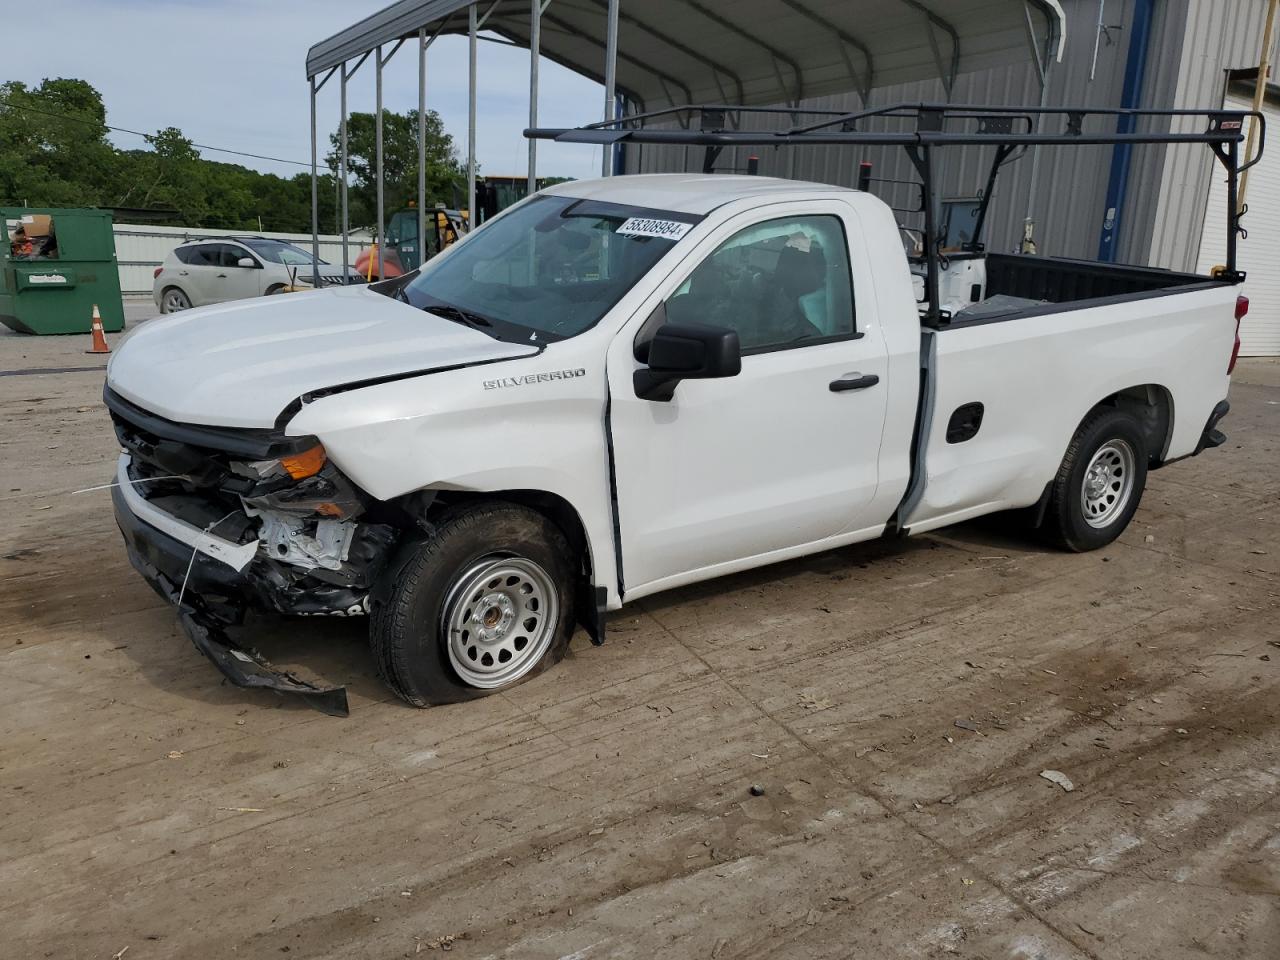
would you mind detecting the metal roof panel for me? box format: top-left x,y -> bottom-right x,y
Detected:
307,0 -> 1066,110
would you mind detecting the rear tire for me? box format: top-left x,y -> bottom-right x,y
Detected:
160,287 -> 191,313
370,504 -> 575,706
1043,408 -> 1148,552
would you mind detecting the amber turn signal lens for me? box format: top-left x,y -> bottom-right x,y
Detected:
280,444 -> 327,480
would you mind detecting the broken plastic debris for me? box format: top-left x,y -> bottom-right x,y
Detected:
1039,769 -> 1075,792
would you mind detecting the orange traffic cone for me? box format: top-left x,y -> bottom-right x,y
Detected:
86,304 -> 110,354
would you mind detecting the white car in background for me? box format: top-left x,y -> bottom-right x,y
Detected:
152,236 -> 362,313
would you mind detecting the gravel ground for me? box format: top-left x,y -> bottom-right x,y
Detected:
1,310 -> 1278,959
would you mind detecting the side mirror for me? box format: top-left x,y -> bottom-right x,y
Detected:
633,322 -> 741,402
237,257 -> 257,269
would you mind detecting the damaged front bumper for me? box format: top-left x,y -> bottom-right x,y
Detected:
112,456 -> 358,715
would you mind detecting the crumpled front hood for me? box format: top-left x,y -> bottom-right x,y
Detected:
107,286 -> 537,428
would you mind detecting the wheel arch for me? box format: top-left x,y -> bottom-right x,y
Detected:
1089,383 -> 1174,466
159,284 -> 192,308
394,487 -> 607,645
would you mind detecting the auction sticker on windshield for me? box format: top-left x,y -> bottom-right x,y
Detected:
616,218 -> 692,241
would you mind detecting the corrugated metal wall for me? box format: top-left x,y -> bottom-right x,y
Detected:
625,0 -> 1276,271
1150,0 -> 1276,271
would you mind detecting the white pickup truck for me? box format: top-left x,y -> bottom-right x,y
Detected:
106,171 -> 1246,715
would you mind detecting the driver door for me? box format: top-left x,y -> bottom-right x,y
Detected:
606,202 -> 891,597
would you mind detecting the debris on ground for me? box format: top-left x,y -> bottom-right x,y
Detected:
422,932 -> 469,951
799,691 -> 833,710
953,719 -> 980,733
750,784 -> 766,797
1039,770 -> 1075,792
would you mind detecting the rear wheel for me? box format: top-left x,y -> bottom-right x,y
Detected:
1043,408 -> 1148,551
160,287 -> 191,313
370,503 -> 575,706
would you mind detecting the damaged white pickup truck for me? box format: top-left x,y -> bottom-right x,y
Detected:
105,103 -> 1257,715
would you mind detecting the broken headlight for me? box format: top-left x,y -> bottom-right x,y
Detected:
234,447 -> 365,521
230,442 -> 328,482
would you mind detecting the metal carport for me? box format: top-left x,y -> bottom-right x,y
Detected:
304,0 -> 1066,283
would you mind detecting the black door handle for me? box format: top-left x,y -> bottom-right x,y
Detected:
829,373 -> 880,392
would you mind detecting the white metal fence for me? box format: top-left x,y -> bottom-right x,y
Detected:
112,224 -> 373,296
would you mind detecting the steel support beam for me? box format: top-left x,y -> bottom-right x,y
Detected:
600,0 -> 746,106
418,27 -> 428,266
529,0 -> 545,194
677,0 -> 805,104
602,0 -> 619,176
900,0 -> 960,96
540,10 -> 693,108
339,69 -> 349,281
375,45 -> 385,279
1022,13 -> 1056,230
309,76 -> 320,287
468,3 -> 478,228
338,53 -> 369,284
778,0 -> 873,102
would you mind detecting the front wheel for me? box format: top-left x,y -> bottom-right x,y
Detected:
370,504 -> 575,706
1043,408 -> 1148,552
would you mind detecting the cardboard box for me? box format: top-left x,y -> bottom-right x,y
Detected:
19,213 -> 54,237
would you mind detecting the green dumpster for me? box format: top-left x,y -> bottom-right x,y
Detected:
0,207 -> 125,335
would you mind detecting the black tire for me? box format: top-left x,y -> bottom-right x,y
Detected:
369,503 -> 576,706
1043,408 -> 1148,552
160,287 -> 191,313
264,283 -> 287,296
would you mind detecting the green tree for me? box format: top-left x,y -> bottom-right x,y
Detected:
0,77 -> 394,234
0,77 -> 115,206
326,108 -> 465,228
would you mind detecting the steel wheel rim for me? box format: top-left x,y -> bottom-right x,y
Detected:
164,290 -> 189,312
1080,438 -> 1136,529
443,555 -> 558,689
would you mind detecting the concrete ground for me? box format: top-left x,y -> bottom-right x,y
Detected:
2,306 -> 1278,959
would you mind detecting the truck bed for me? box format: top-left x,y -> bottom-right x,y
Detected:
950,253 -> 1226,326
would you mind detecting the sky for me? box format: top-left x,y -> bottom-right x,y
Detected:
8,0 -> 608,181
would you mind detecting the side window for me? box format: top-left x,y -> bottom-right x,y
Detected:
186,244 -> 223,267
664,215 -> 855,354
220,244 -> 253,267
175,244 -> 206,265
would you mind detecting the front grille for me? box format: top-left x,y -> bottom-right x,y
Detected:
105,387 -> 317,524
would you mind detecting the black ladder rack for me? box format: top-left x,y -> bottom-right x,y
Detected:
526,102 -> 1264,326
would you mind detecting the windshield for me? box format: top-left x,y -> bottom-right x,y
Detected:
401,195 -> 701,342
242,238 -> 328,266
